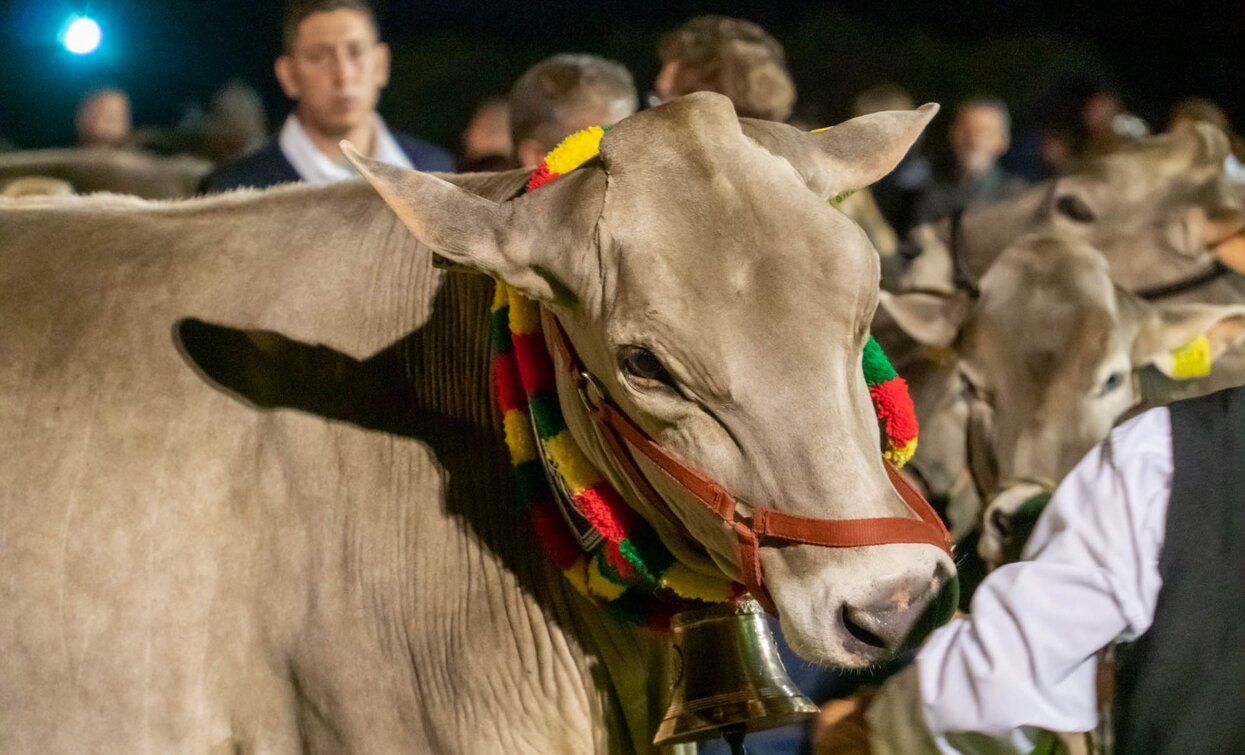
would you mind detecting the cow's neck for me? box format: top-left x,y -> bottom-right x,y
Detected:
376,270 -> 672,752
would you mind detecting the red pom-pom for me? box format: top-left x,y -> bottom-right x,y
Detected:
869,378 -> 919,445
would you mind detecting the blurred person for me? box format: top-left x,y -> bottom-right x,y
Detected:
1048,85 -> 1147,173
132,80 -> 267,163
508,53 -> 637,169
459,97 -> 515,172
652,17 -> 898,257
202,0 -> 452,193
76,89 -> 132,148
1168,97 -> 1245,183
652,15 -> 795,122
1080,89 -> 1150,158
854,83 -> 933,236
914,98 -> 1027,225
199,79 -> 268,162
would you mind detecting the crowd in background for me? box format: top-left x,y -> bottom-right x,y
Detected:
16,2 -> 1244,243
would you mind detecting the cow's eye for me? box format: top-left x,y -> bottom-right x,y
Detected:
1055,195 -> 1096,223
619,346 -> 674,389
1098,371 -> 1127,396
959,369 -> 991,404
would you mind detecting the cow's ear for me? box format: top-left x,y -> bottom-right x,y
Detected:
877,290 -> 970,348
1133,302 -> 1245,379
343,141 -> 598,303
806,105 -> 938,198
1172,120 -> 1232,167
741,105 -> 938,202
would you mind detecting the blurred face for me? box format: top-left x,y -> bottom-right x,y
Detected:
653,60 -> 680,103
77,92 -> 131,147
462,101 -> 512,160
950,105 -> 1009,176
275,9 -> 390,138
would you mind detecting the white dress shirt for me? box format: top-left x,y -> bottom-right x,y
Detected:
867,406 -> 1173,754
277,113 -> 413,185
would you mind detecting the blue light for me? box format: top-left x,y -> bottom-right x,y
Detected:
61,16 -> 102,55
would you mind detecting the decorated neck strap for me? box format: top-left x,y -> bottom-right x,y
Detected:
490,126 -> 921,629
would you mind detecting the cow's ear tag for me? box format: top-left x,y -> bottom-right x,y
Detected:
1165,335 -> 1213,379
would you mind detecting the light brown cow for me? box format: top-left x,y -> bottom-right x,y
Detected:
888,123 -> 1245,300
883,233 -> 1245,567
0,93 -> 952,753
0,147 -> 210,199
881,125 -> 1245,539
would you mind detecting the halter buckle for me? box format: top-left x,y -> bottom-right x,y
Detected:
576,370 -> 609,414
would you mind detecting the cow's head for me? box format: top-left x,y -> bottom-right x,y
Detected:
884,233 -> 1245,567
346,92 -> 955,667
890,122 -> 1245,293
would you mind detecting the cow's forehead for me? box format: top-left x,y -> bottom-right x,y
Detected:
598,173 -> 877,336
595,101 -> 877,316
970,239 -> 1120,381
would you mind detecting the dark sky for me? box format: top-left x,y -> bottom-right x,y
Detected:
1,0 -> 1242,150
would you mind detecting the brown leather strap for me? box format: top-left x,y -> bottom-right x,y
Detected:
735,526 -> 778,614
594,399 -> 738,520
540,308 -> 953,615
590,394 -> 686,529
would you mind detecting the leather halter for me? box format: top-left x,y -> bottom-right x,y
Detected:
541,309 -> 954,615
1136,259 -> 1230,301
947,207 -> 981,296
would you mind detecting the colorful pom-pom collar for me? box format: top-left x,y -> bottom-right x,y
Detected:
492,126 -> 947,627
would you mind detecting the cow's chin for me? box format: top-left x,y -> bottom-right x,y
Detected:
763,543 -> 957,669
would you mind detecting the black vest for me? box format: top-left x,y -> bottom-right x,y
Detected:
1114,386 -> 1245,754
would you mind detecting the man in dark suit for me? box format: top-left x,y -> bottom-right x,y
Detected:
202,0 -> 452,193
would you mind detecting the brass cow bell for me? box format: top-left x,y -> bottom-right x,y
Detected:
653,597 -> 817,749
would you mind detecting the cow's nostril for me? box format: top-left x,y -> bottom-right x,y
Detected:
990,508 -> 1011,539
841,604 -> 888,650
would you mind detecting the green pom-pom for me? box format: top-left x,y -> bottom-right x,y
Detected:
862,335 -> 898,385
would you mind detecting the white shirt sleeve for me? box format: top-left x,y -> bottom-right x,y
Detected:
867,406 -> 1173,755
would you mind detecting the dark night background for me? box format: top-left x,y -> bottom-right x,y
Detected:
1,0 -> 1242,156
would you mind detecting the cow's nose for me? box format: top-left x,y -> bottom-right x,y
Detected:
840,564 -> 958,655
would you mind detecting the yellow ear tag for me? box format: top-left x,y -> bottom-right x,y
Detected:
1170,335 -> 1213,379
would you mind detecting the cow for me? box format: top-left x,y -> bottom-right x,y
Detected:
882,233 -> 1245,567
0,147 -> 211,199
0,176 -> 74,198
878,124 -> 1245,542
0,93 -> 954,753
887,123 -> 1245,301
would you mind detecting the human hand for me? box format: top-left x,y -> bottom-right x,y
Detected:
810,686 -> 877,755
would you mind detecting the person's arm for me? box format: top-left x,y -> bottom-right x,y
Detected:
867,407 -> 1173,754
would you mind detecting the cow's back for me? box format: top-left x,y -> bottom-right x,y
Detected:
0,183 -> 664,753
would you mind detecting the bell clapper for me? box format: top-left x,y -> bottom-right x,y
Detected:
722,724 -> 749,755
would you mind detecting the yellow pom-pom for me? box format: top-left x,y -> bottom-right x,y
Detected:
503,410 -> 537,464
586,554 -> 628,601
545,126 -> 606,175
563,557 -> 591,598
544,432 -> 605,494
660,562 -> 736,603
506,288 -> 542,335
884,438 -> 918,469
